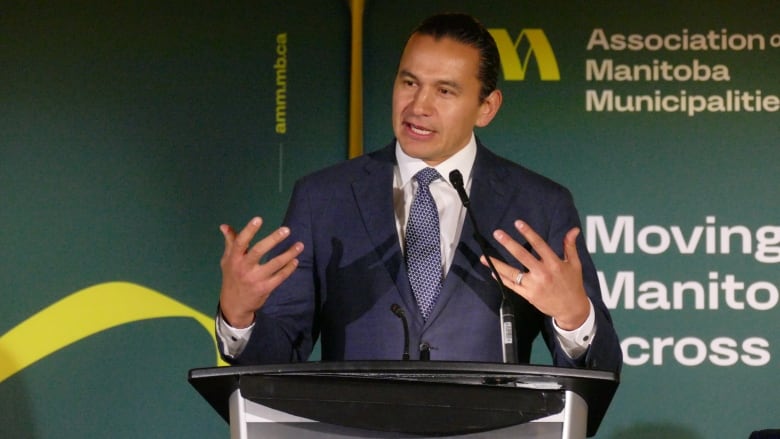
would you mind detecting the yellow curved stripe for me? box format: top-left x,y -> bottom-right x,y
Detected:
0,282 -> 227,384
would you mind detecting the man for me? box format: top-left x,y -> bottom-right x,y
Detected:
216,13 -> 622,372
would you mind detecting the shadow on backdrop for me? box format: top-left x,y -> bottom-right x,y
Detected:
608,422 -> 704,439
0,347 -> 37,438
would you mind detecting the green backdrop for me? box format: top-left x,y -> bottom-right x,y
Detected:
1,1 -> 777,438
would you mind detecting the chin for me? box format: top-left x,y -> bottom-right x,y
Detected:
401,145 -> 437,164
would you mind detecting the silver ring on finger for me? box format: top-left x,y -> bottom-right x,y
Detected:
514,271 -> 524,286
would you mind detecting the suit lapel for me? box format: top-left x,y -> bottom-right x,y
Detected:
468,144 -> 513,240
349,144 -> 418,317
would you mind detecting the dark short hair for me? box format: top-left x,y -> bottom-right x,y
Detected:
411,13 -> 500,101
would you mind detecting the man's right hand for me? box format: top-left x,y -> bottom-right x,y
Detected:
218,216 -> 304,328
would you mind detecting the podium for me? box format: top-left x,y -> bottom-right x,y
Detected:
188,361 -> 618,438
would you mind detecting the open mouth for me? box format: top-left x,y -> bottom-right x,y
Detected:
405,122 -> 434,136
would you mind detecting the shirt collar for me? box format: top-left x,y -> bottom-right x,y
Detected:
395,134 -> 477,187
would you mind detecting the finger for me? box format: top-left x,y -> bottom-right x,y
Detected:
219,224 -> 237,258
514,220 -> 560,263
480,255 -> 522,289
563,227 -> 582,267
492,228 -> 538,272
255,239 -> 303,277
233,217 -> 263,256
246,226 -> 293,265
257,247 -> 303,290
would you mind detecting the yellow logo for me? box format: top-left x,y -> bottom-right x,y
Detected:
488,28 -> 561,81
0,282 -> 227,384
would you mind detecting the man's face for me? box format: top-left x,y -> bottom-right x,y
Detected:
392,33 -> 501,166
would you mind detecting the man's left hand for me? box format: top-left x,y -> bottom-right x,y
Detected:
481,220 -> 591,330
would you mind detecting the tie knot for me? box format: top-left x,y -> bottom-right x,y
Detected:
414,167 -> 441,187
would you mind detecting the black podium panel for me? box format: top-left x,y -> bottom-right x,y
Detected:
242,374 -> 564,435
188,361 -> 618,438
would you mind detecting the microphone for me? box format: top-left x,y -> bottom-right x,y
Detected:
390,304 -> 411,360
449,169 -> 517,364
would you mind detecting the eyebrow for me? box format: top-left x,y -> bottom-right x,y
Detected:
398,70 -> 463,92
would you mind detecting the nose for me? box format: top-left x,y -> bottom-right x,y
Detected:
410,87 -> 433,116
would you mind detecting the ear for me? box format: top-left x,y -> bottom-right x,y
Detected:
475,89 -> 503,128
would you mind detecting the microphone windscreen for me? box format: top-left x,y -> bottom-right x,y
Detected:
448,169 -> 464,189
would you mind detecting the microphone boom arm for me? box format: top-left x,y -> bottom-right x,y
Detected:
449,170 -> 518,364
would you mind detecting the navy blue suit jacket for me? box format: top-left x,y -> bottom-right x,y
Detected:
226,140 -> 622,373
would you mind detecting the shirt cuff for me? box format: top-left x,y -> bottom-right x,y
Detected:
216,311 -> 255,358
553,299 -> 597,359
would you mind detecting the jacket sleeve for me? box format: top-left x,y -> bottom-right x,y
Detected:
541,188 -> 623,373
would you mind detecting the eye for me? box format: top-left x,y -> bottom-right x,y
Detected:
439,87 -> 456,96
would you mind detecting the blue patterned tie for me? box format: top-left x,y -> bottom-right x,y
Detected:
405,167 -> 443,320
